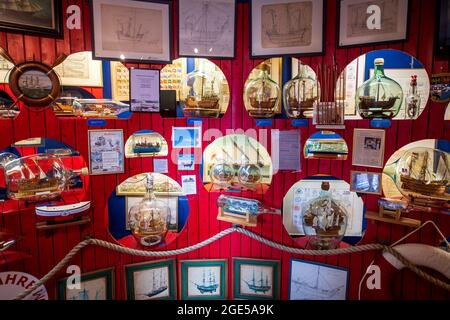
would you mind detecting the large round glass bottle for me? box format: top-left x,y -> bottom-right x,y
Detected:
301,182 -> 348,250
243,64 -> 280,118
283,64 -> 320,118
237,155 -> 262,189
128,174 -> 171,247
209,154 -> 235,189
355,58 -> 403,119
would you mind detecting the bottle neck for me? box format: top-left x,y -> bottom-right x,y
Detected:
374,64 -> 385,77
145,175 -> 156,200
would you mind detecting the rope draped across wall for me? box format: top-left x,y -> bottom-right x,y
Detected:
14,226 -> 450,300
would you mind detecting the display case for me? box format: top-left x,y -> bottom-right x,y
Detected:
54,98 -> 130,118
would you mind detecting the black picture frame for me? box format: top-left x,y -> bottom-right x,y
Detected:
435,0 -> 450,56
0,0 -> 63,38
249,0 -> 325,59
90,0 -> 173,64
177,0 -> 237,59
336,0 -> 410,49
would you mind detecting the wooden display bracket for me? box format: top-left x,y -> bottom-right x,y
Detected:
36,216 -> 91,231
366,207 -> 421,228
217,208 -> 257,227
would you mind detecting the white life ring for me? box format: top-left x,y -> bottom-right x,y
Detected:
361,243 -> 450,300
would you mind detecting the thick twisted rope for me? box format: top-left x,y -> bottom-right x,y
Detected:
14,227 -> 450,300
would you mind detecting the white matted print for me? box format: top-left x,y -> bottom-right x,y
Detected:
239,264 -> 274,298
289,259 -> 348,300
187,266 -> 222,297
88,129 -> 125,175
172,127 -> 202,148
352,128 -> 386,168
132,266 -> 170,300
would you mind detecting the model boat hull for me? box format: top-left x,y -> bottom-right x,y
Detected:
35,201 -> 91,217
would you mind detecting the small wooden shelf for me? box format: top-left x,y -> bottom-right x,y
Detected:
36,216 -> 91,231
217,208 -> 257,227
366,210 -> 421,228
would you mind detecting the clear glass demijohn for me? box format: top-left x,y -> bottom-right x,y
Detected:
301,182 -> 348,250
283,63 -> 320,118
244,63 -> 280,118
128,174 -> 171,247
356,58 -> 403,119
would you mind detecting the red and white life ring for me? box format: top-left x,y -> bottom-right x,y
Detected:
360,244 -> 450,300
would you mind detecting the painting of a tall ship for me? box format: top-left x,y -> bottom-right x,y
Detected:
193,268 -> 219,294
244,269 -> 271,294
18,70 -> 52,99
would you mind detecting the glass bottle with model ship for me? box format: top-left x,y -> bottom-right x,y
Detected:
237,155 -> 262,189
0,153 -> 88,202
182,62 -> 225,118
301,182 -> 348,250
128,174 -> 171,247
209,150 -> 235,190
405,75 -> 421,119
244,63 -> 280,118
283,63 -> 320,118
384,147 -> 449,205
355,58 -> 403,119
217,194 -> 280,216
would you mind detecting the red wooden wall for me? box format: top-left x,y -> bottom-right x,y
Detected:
0,0 -> 449,300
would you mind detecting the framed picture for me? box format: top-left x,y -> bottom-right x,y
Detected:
338,0 -> 409,47
53,52 -> 103,87
250,0 -> 324,58
178,0 -> 236,58
88,129 -> 125,175
111,61 -> 130,101
57,268 -> 114,300
436,0 -> 450,55
172,127 -> 202,148
352,128 -> 385,168
431,73 -> 450,103
289,259 -> 348,300
116,173 -> 183,196
0,0 -> 62,37
350,170 -> 382,195
130,68 -> 160,112
125,259 -> 176,300
233,258 -> 280,300
179,259 -> 227,300
91,0 -> 172,63
126,196 -> 178,231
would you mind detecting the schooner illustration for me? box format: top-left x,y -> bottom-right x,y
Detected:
143,269 -> 168,298
193,268 -> 219,294
292,265 -> 344,299
244,269 -> 271,294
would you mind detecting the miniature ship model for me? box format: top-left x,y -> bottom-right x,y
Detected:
287,97 -> 316,118
184,75 -> 220,117
248,97 -> 278,117
399,150 -> 448,197
358,96 -> 399,118
244,269 -> 271,294
144,269 -> 167,298
303,201 -> 346,237
132,135 -> 162,154
194,269 -> 219,294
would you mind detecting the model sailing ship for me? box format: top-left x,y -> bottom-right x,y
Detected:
244,269 -> 271,294
132,135 -> 162,154
144,269 -> 167,298
194,269 -> 219,294
184,76 -> 220,117
292,266 -> 344,299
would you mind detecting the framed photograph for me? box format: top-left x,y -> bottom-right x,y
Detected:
338,0 -> 409,47
111,61 -> 130,101
172,127 -> 202,148
436,0 -> 450,55
57,268 -> 114,300
179,259 -> 227,300
125,259 -> 176,300
233,258 -> 280,300
130,68 -> 160,112
178,0 -> 236,58
0,0 -> 62,37
53,52 -> 103,87
250,0 -> 324,58
350,170 -> 382,195
126,196 -> 178,231
88,129 -> 125,175
91,0 -> 172,63
352,128 -> 385,168
289,259 -> 348,300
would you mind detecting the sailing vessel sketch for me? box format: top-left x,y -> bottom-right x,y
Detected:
261,2 -> 313,48
290,261 -> 347,300
136,268 -> 168,299
244,269 -> 272,294
346,0 -> 398,37
65,278 -> 107,300
68,287 -> 104,300
240,265 -> 273,296
179,0 -> 235,56
191,268 -> 219,294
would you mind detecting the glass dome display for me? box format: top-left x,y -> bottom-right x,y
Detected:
244,63 -> 281,118
355,58 -> 403,119
128,174 -> 171,247
283,63 -> 320,119
405,75 -> 421,119
301,182 -> 348,250
181,60 -> 228,118
0,153 -> 88,202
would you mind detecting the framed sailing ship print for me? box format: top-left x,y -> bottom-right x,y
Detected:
0,0 -> 62,37
250,0 -> 324,58
179,259 -> 227,300
233,258 -> 280,300
91,0 -> 172,63
289,259 -> 348,300
125,259 -> 176,300
338,0 -> 409,47
57,268 -> 115,300
178,0 -> 236,58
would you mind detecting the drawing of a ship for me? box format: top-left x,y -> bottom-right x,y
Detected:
244,269 -> 271,294
265,5 -> 309,45
185,2 -> 229,44
0,0 -> 43,17
400,150 -> 449,197
144,269 -> 168,298
194,269 -> 219,294
117,17 -> 146,42
292,266 -> 344,299
71,288 -> 102,300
